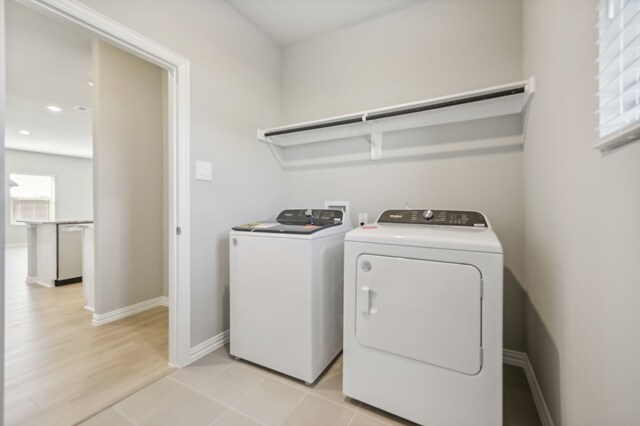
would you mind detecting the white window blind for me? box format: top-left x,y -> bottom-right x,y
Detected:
597,0 -> 640,148
9,174 -> 55,224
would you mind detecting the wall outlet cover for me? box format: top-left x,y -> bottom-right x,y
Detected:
358,213 -> 368,227
324,201 -> 350,221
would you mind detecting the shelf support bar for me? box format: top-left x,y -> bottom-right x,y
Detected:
370,127 -> 382,160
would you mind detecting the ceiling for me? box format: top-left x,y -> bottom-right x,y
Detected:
5,1 -> 93,158
225,0 -> 422,46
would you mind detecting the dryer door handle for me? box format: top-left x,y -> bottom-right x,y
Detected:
360,286 -> 371,314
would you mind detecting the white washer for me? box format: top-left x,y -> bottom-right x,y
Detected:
230,209 -> 352,384
343,209 -> 503,425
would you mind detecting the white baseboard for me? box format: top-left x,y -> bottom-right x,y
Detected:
503,349 -> 555,426
188,329 -> 230,364
26,276 -> 54,288
6,243 -> 27,249
92,296 -> 169,326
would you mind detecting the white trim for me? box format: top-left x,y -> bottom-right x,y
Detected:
85,297 -> 166,315
5,146 -> 93,159
26,276 -> 54,288
5,243 -> 27,248
503,349 -> 555,426
0,3 -> 5,423
20,0 -> 192,367
188,329 -> 230,364
91,296 -> 168,326
594,120 -> 640,152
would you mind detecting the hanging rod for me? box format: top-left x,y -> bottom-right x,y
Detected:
365,87 -> 524,121
263,83 -> 528,138
264,116 -> 364,137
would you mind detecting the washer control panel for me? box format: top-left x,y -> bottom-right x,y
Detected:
377,210 -> 487,227
276,209 -> 344,225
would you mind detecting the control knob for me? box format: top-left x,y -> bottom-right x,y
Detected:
305,209 -> 314,225
423,209 -> 434,220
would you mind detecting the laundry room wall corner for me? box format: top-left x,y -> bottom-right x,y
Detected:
503,268 -> 526,352
523,0 -> 640,424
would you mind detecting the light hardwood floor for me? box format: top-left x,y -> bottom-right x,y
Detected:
4,246 -> 172,426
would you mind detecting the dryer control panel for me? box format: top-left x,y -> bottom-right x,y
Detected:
377,210 -> 487,228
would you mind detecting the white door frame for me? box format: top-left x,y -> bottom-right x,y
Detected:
13,0 -> 192,367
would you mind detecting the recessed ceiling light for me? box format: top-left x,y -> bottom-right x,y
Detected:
46,105 -> 62,112
18,130 -> 30,135
88,81 -> 94,87
73,105 -> 92,113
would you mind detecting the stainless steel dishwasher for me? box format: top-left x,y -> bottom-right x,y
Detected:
56,224 -> 84,285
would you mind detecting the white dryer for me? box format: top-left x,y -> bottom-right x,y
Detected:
230,209 -> 352,384
343,209 -> 503,425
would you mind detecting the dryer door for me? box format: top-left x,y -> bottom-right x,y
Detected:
356,254 -> 482,375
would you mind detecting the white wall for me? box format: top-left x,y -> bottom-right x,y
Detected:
283,0 -> 522,123
279,0 -> 526,351
92,40 -> 165,314
4,149 -> 93,246
523,1 -> 640,424
0,0 -> 6,420
77,0 -> 284,345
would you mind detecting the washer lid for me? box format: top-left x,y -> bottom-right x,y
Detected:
232,222 -> 338,235
232,209 -> 345,235
345,223 -> 502,254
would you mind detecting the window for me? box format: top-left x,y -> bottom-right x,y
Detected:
597,0 -> 640,150
9,174 -> 55,224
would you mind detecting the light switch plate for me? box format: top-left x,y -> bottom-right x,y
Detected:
195,161 -> 212,181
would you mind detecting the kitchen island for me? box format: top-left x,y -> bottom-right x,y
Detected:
23,220 -> 93,288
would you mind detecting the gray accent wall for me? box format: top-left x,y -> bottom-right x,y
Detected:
523,0 -> 640,424
279,0 -> 527,352
4,149 -> 93,246
92,40 -> 164,315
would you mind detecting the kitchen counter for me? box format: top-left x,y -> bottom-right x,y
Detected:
23,220 -> 94,288
20,220 -> 94,225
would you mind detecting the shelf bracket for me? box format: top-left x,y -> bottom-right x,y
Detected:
257,129 -> 269,143
370,127 -> 382,160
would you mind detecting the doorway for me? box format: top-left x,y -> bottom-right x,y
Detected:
2,0 -> 191,423
9,0 -> 192,366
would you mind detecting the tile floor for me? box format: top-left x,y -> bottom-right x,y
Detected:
83,344 -> 543,426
